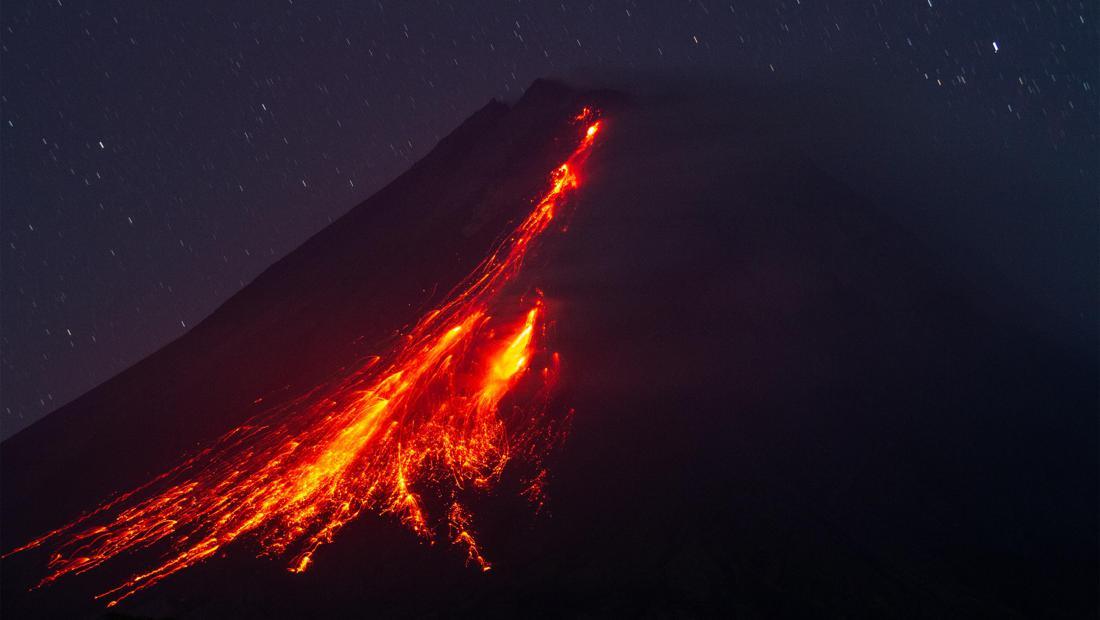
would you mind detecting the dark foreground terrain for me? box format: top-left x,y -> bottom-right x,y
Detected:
2,79 -> 1096,618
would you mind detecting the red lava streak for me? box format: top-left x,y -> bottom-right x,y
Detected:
6,111 -> 604,607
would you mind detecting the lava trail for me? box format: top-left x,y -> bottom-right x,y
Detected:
6,109 -> 604,607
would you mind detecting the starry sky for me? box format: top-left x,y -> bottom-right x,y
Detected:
1,0 -> 1095,438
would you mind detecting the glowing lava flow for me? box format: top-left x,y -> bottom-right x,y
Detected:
7,110 -> 603,607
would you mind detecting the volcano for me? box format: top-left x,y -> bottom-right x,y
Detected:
2,79 -> 1095,618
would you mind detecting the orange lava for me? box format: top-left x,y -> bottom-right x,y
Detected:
6,111 -> 603,607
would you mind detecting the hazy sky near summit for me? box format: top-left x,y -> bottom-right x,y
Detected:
2,1 -> 1095,436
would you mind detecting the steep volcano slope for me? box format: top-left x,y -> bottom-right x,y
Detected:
1,80 -> 621,617
3,81 -> 1096,618
0,79 -> 601,521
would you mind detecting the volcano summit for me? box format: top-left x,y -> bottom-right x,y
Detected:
2,79 -> 1095,618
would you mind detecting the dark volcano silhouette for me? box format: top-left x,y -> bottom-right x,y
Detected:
2,79 -> 1096,618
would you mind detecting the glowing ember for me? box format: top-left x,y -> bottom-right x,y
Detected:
6,111 -> 604,607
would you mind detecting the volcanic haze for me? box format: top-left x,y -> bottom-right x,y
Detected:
2,79 -> 1095,618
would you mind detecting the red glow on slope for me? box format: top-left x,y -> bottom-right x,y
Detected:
6,111 -> 604,607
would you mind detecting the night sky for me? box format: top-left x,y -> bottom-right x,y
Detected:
1,1 -> 1095,438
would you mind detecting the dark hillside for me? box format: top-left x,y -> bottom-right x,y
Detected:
3,80 -> 1094,618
